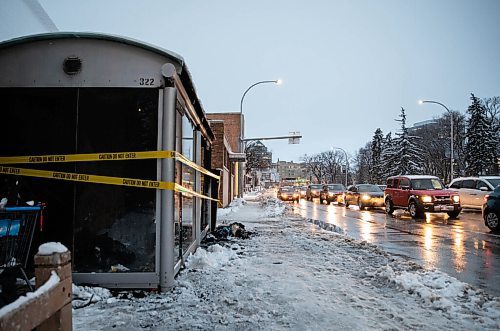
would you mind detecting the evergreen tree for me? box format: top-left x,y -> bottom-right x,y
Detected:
393,107 -> 424,175
354,143 -> 372,184
465,94 -> 497,175
371,128 -> 384,183
380,132 -> 397,178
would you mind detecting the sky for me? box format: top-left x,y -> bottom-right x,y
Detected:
1,0 -> 499,162
69,193 -> 500,329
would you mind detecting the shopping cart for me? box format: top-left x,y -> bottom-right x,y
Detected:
0,205 -> 44,297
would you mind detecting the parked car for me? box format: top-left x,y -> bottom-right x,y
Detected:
344,184 -> 384,209
278,186 -> 300,202
449,176 -> 500,210
319,184 -> 346,204
384,175 -> 462,219
483,185 -> 500,232
306,184 -> 323,201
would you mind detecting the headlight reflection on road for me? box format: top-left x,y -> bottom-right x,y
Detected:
422,224 -> 437,269
453,229 -> 466,273
359,214 -> 373,242
326,203 -> 338,224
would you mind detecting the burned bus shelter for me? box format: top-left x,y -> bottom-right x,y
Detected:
0,33 -> 218,289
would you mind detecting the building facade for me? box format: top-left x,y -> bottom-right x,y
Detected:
207,113 -> 245,207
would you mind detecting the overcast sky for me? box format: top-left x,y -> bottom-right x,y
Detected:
1,0 -> 499,162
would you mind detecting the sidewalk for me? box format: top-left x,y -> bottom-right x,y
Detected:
73,192 -> 499,330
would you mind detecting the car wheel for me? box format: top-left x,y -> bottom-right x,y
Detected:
357,199 -> 364,210
408,201 -> 423,219
485,211 -> 499,232
447,211 -> 460,219
385,198 -> 394,215
319,198 -> 324,204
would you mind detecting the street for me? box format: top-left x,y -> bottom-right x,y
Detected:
290,198 -> 500,297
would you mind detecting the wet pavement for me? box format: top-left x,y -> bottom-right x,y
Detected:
290,199 -> 500,297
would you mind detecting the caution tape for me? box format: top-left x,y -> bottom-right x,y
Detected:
0,150 -> 221,202
0,150 -> 220,180
0,166 -> 219,202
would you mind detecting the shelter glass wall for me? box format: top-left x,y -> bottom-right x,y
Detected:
0,87 -> 158,273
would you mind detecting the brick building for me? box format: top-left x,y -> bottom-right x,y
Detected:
207,113 -> 244,207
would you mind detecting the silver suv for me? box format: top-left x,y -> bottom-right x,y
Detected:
449,176 -> 500,209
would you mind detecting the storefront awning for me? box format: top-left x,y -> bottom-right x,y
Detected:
228,153 -> 246,162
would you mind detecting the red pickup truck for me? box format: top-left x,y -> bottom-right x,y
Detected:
384,175 -> 461,219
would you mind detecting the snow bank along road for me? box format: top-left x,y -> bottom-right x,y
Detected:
73,194 -> 500,330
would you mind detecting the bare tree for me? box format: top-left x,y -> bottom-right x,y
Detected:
320,150 -> 344,183
301,154 -> 324,183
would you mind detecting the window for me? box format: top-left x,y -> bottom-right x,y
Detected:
476,180 -> 490,191
461,180 -> 475,189
399,178 -> 410,188
450,180 -> 462,189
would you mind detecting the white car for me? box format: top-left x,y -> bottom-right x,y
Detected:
449,176 -> 500,209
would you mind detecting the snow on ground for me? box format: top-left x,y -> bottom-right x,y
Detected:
73,190 -> 500,330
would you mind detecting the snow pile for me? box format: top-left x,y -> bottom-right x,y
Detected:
375,265 -> 500,323
72,284 -> 113,308
260,197 -> 286,217
185,244 -> 240,270
37,242 -> 68,255
217,198 -> 246,218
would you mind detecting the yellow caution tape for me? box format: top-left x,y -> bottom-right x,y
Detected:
0,166 -> 219,202
0,150 -> 219,180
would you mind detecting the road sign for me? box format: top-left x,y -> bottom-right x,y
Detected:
289,131 -> 301,144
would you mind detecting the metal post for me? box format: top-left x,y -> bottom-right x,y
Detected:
450,112 -> 454,180
332,146 -> 348,187
238,80 -> 280,197
160,64 -> 177,290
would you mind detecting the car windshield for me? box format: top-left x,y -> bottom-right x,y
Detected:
311,185 -> 322,189
328,184 -> 345,191
411,178 -> 444,190
486,178 -> 500,188
357,185 -> 382,193
281,187 -> 296,193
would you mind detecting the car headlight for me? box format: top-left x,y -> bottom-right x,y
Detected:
422,196 -> 432,203
453,195 -> 460,203
293,193 -> 299,197
362,194 -> 371,201
282,194 -> 288,198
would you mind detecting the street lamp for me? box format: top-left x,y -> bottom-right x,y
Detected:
418,100 -> 454,182
331,146 -> 348,187
240,80 -> 281,116
238,79 -> 281,197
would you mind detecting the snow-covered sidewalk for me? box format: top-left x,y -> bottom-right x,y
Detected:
73,192 -> 499,330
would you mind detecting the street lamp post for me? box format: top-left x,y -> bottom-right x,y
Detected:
418,100 -> 454,182
238,79 -> 281,197
331,146 -> 348,187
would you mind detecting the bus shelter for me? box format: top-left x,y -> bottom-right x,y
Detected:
0,33 -> 218,290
